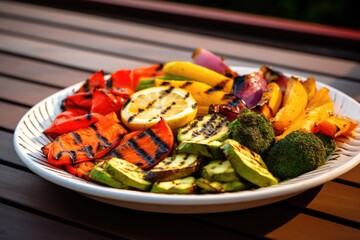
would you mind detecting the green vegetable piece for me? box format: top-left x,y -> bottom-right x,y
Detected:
136,75 -> 191,91
195,178 -> 223,192
229,109 -> 275,156
177,114 -> 230,143
221,139 -> 278,187
105,158 -> 152,191
266,131 -> 327,180
144,154 -> 203,182
195,178 -> 250,193
151,176 -> 196,194
89,161 -> 130,189
222,181 -> 252,192
200,160 -> 240,182
177,140 -> 225,159
316,133 -> 336,157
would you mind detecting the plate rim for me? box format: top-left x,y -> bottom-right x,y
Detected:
13,67 -> 360,208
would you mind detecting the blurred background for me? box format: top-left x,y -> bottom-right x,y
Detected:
163,0 -> 360,30
12,0 -> 360,61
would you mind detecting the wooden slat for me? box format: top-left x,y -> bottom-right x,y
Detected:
0,53 -> 90,88
265,212 -> 360,239
0,34 -> 147,73
0,164 -> 249,239
285,181 -> 360,223
0,131 -> 23,166
0,17 -> 190,65
0,76 -> 58,106
0,203 -> 112,240
0,102 -> 28,130
338,164 -> 360,184
191,195 -> 360,239
1,1 -> 360,81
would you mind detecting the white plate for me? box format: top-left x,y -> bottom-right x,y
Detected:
13,67 -> 360,213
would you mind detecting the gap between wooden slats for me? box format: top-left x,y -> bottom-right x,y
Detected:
0,1 -> 360,81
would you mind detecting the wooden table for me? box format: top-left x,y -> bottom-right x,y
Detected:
1,1 -> 359,239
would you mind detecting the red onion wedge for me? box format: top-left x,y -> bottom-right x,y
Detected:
209,101 -> 247,122
232,72 -> 267,108
192,48 -> 238,78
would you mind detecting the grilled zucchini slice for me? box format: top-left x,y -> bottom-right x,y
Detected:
200,160 -> 240,182
151,176 -> 196,194
144,154 -> 203,182
89,161 -> 130,189
177,114 -> 230,143
195,178 -> 249,193
105,158 -> 152,191
221,139 -> 278,187
177,140 -> 225,159
177,114 -> 229,157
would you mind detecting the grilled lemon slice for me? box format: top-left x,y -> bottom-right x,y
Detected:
121,86 -> 197,131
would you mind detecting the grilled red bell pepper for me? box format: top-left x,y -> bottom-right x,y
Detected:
90,89 -> 128,116
42,112 -> 128,166
62,92 -> 93,111
77,70 -> 106,93
108,69 -> 135,96
131,63 -> 163,87
44,109 -> 103,138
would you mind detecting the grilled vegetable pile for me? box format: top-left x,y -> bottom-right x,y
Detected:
42,48 -> 358,194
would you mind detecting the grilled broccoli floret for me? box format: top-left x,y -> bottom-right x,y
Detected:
315,133 -> 336,157
229,109 -> 275,156
265,130 -> 327,180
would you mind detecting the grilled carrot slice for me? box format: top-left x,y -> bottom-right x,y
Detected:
42,112 -> 128,166
314,116 -> 358,138
107,118 -> 174,170
63,161 -> 96,180
119,130 -> 143,144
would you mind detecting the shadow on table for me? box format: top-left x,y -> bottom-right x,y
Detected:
188,185 -> 323,237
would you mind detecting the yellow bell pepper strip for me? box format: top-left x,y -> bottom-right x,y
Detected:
162,61 -> 234,93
